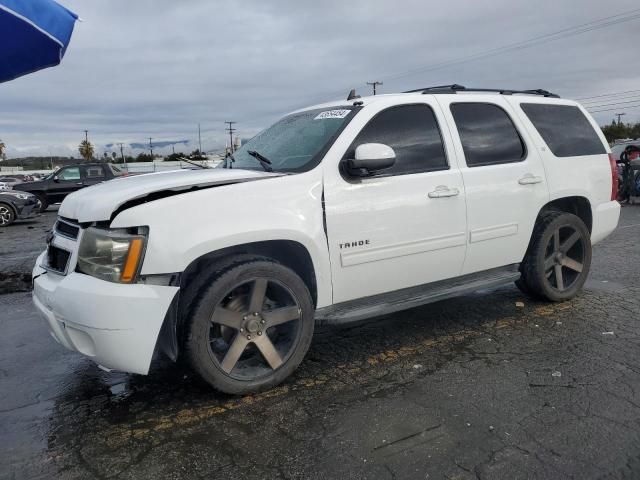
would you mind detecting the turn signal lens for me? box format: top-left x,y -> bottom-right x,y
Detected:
120,238 -> 144,283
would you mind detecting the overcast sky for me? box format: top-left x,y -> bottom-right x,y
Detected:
2,0 -> 640,158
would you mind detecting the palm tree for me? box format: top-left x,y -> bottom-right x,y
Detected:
78,140 -> 94,161
0,140 -> 6,160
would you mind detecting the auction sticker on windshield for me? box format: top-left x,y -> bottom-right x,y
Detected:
314,109 -> 351,120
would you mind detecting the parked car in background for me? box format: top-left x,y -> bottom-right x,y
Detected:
0,190 -> 40,226
13,163 -> 126,212
0,177 -> 23,189
0,173 -> 35,182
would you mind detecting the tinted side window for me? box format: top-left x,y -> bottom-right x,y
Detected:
520,103 -> 606,157
57,167 -> 81,181
85,166 -> 105,179
345,104 -> 448,176
451,103 -> 526,167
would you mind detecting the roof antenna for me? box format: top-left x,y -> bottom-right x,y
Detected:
347,88 -> 361,101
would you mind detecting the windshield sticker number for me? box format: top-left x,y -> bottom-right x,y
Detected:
314,109 -> 350,120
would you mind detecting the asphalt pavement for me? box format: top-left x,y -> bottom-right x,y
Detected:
1,206 -> 639,479
0,206 -> 58,294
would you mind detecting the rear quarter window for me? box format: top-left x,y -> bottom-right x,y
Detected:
520,103 -> 606,157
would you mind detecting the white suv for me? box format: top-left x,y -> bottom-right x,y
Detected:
33,85 -> 620,394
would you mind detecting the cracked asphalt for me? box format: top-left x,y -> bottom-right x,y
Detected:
1,207 -> 639,480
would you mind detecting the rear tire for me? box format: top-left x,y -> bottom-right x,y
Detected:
519,211 -> 591,302
0,202 -> 16,227
185,258 -> 314,394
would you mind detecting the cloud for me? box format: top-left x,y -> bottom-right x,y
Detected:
1,0 -> 639,157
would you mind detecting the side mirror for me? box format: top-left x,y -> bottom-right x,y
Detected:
347,143 -> 396,176
53,176 -> 59,182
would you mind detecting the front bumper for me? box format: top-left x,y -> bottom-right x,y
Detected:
16,200 -> 38,219
32,252 -> 179,374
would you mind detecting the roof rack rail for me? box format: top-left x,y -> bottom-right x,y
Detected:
403,84 -> 560,98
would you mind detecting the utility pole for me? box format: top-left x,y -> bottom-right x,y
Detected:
366,81 -> 383,95
84,130 -> 88,142
172,144 -> 175,155
198,123 -> 203,155
117,143 -> 126,164
225,121 -> 237,153
149,137 -> 153,157
615,113 -> 626,125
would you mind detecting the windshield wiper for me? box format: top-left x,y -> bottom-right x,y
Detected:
247,150 -> 273,172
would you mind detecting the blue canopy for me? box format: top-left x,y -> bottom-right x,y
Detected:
0,0 -> 78,83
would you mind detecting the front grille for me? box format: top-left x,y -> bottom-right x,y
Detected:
55,218 -> 80,240
46,245 -> 70,274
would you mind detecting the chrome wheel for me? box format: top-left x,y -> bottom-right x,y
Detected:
208,277 -> 302,380
0,205 -> 13,226
543,225 -> 586,292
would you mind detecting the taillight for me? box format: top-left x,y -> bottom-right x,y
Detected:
608,153 -> 619,201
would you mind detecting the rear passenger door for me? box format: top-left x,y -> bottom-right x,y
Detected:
82,165 -> 107,187
437,97 -> 549,275
324,99 -> 467,303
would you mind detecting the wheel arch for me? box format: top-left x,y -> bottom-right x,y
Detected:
538,195 -> 592,233
158,240 -> 319,361
0,200 -> 18,218
180,240 -> 318,307
0,200 -> 17,220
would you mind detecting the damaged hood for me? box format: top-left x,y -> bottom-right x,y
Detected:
59,168 -> 282,222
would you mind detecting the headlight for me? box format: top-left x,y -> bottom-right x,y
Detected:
77,226 -> 148,283
14,193 -> 30,200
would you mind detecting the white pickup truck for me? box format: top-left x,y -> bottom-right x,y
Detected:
33,85 -> 620,394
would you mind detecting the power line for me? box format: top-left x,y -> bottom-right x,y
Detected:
310,8 -> 640,103
587,103 -> 640,113
382,9 -> 640,82
581,93 -> 640,105
582,97 -> 640,109
577,88 -> 640,101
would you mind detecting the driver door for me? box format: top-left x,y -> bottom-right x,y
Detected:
49,166 -> 82,203
323,98 -> 468,304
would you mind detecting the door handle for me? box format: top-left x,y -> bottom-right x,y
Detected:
76,182 -> 84,186
428,186 -> 460,198
518,174 -> 543,185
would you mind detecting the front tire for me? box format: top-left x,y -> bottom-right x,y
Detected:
185,259 -> 314,394
0,203 -> 16,227
519,211 -> 592,302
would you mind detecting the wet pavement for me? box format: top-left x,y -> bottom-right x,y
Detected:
1,207 -> 639,479
0,206 -> 58,294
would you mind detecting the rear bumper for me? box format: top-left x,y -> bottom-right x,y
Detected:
32,253 -> 179,374
591,200 -> 620,245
